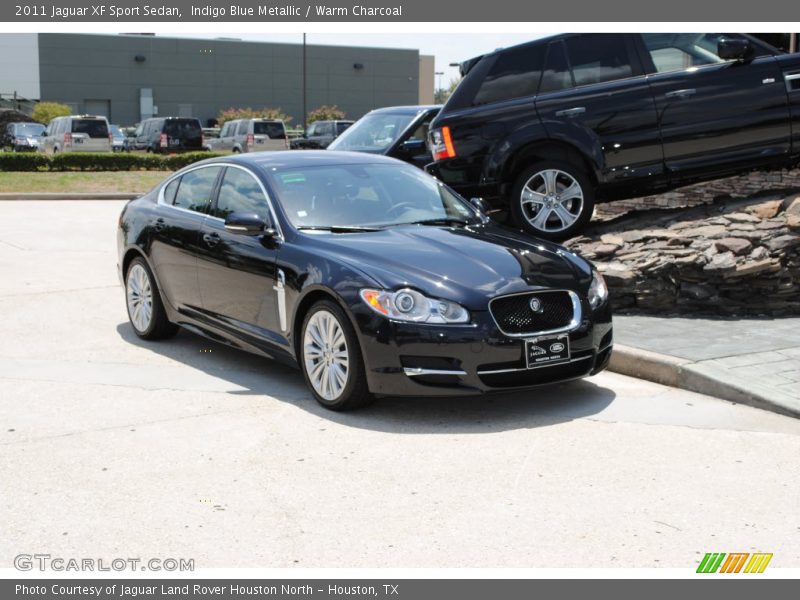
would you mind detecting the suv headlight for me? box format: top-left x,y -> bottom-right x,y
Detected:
360,288 -> 470,324
588,270 -> 609,309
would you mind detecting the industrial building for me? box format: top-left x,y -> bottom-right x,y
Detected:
0,33 -> 435,126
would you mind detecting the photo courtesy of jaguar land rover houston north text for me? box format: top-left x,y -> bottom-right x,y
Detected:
117,152 -> 612,410
428,32 -> 800,240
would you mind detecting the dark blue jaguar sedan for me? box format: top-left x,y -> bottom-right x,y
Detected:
117,151 -> 612,410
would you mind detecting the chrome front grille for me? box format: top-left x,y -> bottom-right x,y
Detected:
489,290 -> 579,336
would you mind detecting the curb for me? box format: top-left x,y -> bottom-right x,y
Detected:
0,193 -> 140,201
609,344 -> 800,419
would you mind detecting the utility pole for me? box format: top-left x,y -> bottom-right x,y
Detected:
302,33 -> 307,133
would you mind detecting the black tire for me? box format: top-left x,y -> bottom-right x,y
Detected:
510,160 -> 595,242
124,257 -> 178,340
299,300 -> 373,411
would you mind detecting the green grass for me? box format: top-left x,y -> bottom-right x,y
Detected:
0,171 -> 171,193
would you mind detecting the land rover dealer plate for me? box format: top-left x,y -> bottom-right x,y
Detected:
525,334 -> 570,368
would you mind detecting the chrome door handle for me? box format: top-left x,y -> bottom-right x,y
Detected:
555,107 -> 586,117
665,88 -> 696,99
202,232 -> 220,247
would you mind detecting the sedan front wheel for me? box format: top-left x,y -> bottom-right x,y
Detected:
300,300 -> 372,411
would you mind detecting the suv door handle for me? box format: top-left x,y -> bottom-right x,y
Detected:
665,88 -> 696,99
202,232 -> 221,247
555,107 -> 586,118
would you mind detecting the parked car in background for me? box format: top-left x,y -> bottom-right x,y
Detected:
428,33 -> 800,240
2,121 -> 45,152
127,117 -> 205,154
290,120 -> 354,149
208,118 -> 288,153
109,124 -> 125,152
117,151 -> 612,411
39,115 -> 111,154
328,105 -> 440,169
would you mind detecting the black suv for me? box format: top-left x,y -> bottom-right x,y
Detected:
290,120 -> 354,149
127,117 -> 205,153
428,33 -> 800,240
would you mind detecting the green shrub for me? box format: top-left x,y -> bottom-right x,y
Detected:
217,107 -> 293,126
31,102 -> 71,125
307,105 -> 346,123
0,153 -> 51,171
0,151 -> 226,172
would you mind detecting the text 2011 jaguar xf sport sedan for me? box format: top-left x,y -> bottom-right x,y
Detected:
117,151 -> 613,410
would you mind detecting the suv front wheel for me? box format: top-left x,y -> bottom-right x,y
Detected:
510,160 -> 594,241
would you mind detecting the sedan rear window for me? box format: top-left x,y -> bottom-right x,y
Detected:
72,119 -> 109,138
253,122 -> 286,138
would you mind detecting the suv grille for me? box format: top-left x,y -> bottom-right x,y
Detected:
490,291 -> 576,335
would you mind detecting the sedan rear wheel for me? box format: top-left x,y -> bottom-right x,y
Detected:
125,257 -> 178,340
301,300 -> 372,411
510,160 -> 595,241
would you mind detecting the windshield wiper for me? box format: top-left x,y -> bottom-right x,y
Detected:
297,225 -> 383,233
401,217 -> 474,227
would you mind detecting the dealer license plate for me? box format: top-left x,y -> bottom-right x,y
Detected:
525,334 -> 570,368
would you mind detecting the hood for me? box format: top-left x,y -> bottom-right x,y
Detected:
303,223 -> 592,309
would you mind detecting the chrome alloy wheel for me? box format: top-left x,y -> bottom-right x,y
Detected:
303,310 -> 350,401
520,168 -> 584,233
126,263 -> 154,333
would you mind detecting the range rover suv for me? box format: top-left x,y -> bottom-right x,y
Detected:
427,33 -> 800,240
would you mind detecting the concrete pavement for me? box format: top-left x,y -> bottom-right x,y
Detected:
611,315 -> 800,418
1,200 -> 799,569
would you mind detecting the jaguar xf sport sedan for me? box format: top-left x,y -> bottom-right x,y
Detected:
117,151 -> 613,410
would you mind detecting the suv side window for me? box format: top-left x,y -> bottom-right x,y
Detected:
641,33 -> 771,74
316,122 -> 332,136
237,120 -> 249,136
540,41 -> 572,93
213,168 -> 271,223
565,34 -> 634,87
171,166 -> 222,213
473,43 -> 545,105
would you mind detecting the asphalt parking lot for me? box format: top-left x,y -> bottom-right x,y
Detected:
1,200 -> 800,569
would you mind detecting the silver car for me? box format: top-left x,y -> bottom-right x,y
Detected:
39,115 -> 112,154
209,118 -> 288,153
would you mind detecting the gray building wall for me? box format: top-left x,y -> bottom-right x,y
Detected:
37,33 -> 420,127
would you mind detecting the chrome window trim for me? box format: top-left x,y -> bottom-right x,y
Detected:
488,289 -> 582,338
157,162 -> 284,241
477,354 -> 592,375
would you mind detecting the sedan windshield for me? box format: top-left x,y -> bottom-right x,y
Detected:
266,163 -> 481,230
327,113 -> 416,152
15,123 -> 45,137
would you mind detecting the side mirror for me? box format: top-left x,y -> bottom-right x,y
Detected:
718,38 -> 752,61
224,212 -> 272,236
469,197 -> 489,213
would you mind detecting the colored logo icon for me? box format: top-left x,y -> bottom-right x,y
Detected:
697,552 -> 773,573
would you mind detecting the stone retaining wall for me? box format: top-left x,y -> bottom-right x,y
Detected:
595,168 -> 800,219
566,193 -> 800,316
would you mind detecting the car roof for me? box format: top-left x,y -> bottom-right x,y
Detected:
367,105 -> 441,115
211,150 -> 406,170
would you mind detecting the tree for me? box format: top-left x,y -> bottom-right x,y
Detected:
434,78 -> 462,104
216,107 -> 293,126
31,102 -> 71,125
307,105 -> 345,124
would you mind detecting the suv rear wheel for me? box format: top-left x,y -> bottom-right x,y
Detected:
510,160 -> 594,241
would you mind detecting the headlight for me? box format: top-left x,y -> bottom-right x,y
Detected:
588,270 -> 609,309
360,288 -> 470,324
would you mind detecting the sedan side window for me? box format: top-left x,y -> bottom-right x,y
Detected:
214,168 -> 271,224
171,166 -> 222,213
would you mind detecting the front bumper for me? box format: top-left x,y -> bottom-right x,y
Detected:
355,304 -> 613,397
